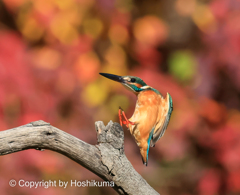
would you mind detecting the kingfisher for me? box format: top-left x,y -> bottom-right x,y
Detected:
100,73 -> 173,166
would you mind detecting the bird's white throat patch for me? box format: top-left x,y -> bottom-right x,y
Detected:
122,83 -> 136,92
140,85 -> 151,90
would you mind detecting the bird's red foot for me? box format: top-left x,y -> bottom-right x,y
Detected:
119,107 -> 135,128
118,108 -> 123,126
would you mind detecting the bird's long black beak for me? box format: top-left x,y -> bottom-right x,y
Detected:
99,73 -> 124,83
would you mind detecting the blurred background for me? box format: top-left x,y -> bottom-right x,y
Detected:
0,0 -> 240,194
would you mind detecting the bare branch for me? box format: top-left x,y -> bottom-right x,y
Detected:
0,120 -> 159,195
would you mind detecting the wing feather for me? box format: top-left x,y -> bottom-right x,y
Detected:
150,93 -> 173,147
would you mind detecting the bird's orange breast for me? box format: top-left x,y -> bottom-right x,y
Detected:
129,90 -> 162,149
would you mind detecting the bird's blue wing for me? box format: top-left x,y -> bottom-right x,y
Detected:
146,127 -> 155,166
150,93 -> 173,147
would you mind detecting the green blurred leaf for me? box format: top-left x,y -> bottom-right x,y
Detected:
169,50 -> 197,83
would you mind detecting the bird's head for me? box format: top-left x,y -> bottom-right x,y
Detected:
100,73 -> 147,94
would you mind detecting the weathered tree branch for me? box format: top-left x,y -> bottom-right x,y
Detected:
0,120 -> 159,195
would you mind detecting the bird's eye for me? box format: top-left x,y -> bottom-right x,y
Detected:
131,78 -> 136,82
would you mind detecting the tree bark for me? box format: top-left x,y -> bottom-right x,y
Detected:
0,120 -> 159,195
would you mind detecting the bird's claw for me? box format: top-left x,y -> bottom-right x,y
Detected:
118,108 -> 123,126
118,107 -> 135,128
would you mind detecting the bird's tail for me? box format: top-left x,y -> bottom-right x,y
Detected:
142,157 -> 148,166
140,148 -> 148,166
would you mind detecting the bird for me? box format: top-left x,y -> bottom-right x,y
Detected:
99,73 -> 173,166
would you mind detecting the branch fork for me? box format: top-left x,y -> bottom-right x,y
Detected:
0,120 -> 159,195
